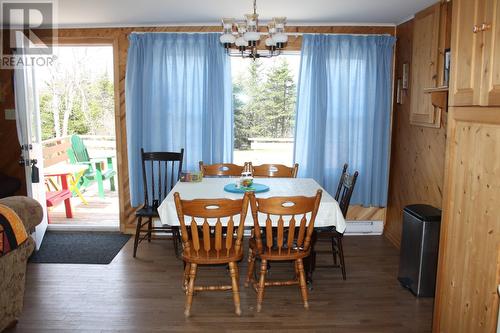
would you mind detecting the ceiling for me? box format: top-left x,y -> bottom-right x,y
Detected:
50,0 -> 437,28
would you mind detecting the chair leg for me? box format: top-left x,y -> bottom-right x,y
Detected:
235,262 -> 240,283
95,162 -> 105,199
185,263 -> 197,317
245,248 -> 256,287
229,262 -> 241,316
109,175 -> 116,191
337,235 -> 346,280
172,227 -> 182,259
183,261 -> 190,293
133,216 -> 142,258
331,236 -> 338,266
297,258 -> 309,309
256,259 -> 267,312
147,217 -> 152,242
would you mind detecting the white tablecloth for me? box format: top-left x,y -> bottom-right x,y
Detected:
158,177 -> 346,233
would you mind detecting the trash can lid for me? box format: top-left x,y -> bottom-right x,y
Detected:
403,204 -> 441,222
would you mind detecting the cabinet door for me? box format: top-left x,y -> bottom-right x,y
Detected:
433,106 -> 500,332
480,0 -> 500,106
449,0 -> 485,106
409,4 -> 441,127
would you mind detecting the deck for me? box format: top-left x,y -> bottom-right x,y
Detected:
47,182 -> 119,226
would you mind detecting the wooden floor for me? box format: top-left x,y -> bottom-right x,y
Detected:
9,236 -> 433,332
48,183 -> 119,226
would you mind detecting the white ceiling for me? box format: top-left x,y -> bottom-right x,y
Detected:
51,0 -> 437,28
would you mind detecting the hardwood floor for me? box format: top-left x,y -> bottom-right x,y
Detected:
8,236 -> 433,332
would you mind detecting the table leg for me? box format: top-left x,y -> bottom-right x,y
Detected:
61,175 -> 73,218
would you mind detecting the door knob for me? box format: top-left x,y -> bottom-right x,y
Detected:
473,25 -> 481,33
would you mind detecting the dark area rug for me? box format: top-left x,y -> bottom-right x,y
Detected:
29,231 -> 131,264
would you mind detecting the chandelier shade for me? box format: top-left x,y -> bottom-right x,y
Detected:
219,0 -> 287,59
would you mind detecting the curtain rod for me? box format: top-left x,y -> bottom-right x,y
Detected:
130,31 -> 392,37
130,31 -> 301,36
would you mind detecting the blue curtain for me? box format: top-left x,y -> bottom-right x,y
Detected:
126,33 -> 233,207
294,34 -> 395,206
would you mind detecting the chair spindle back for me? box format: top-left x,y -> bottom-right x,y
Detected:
141,148 -> 184,209
334,163 -> 359,218
174,192 -> 250,259
249,190 -> 322,255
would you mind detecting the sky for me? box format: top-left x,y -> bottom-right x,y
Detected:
35,45 -> 114,93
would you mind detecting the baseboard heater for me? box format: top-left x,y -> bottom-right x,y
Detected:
344,220 -> 384,235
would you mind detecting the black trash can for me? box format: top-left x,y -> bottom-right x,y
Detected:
397,204 -> 442,297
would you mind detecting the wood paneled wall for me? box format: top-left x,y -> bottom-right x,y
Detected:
384,8 -> 449,248
1,25 -> 394,233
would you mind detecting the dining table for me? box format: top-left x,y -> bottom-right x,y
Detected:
158,177 -> 346,283
158,177 -> 346,230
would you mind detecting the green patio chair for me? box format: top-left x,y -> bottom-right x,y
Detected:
67,134 -> 116,198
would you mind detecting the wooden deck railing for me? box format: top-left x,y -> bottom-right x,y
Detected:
42,135 -> 116,167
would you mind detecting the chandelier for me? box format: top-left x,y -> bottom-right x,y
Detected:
219,0 -> 288,59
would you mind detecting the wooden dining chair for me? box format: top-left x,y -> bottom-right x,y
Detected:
174,192 -> 250,317
133,148 -> 184,258
199,162 -> 249,177
315,163 -> 358,280
251,163 -> 299,178
245,190 -> 322,312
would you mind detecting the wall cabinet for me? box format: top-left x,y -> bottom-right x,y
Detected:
450,0 -> 500,106
482,0 -> 500,105
409,4 -> 442,127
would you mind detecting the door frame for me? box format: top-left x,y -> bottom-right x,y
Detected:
40,36 -> 126,231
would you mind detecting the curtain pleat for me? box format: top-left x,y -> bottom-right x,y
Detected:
294,34 -> 395,206
125,33 -> 233,207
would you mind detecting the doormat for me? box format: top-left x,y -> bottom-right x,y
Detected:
29,231 -> 130,264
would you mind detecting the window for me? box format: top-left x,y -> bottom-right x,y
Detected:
231,54 -> 300,166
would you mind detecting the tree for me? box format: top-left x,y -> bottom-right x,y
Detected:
232,57 -> 297,149
260,58 -> 296,138
233,80 -> 248,149
39,48 -> 115,141
233,60 -> 266,149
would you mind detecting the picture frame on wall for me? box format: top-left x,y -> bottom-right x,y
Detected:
402,63 -> 409,89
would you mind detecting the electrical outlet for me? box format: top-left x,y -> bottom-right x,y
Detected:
4,108 -> 16,120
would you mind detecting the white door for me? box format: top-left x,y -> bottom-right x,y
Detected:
14,52 -> 48,250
